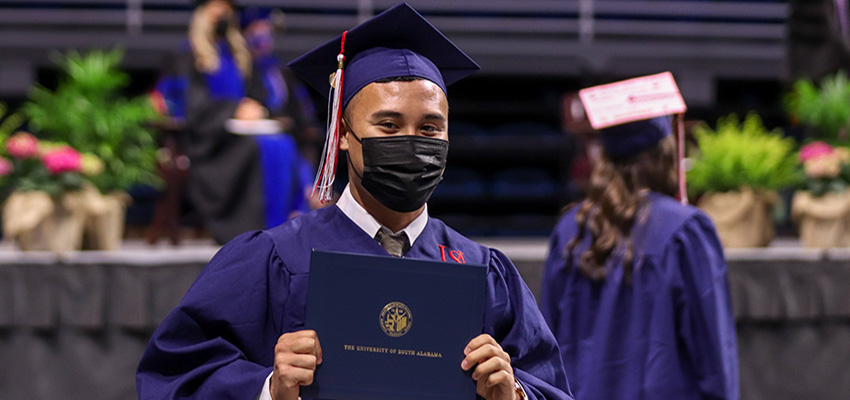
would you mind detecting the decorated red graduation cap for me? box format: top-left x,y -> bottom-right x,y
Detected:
287,3 -> 479,203
579,72 -> 689,203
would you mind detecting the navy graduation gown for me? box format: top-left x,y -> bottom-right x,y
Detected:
541,193 -> 738,400
137,205 -> 573,400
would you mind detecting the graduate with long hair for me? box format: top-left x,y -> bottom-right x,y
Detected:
541,115 -> 739,400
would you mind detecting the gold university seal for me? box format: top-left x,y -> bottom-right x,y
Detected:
380,302 -> 412,337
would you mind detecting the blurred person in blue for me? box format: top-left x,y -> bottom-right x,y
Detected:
240,7 -> 320,142
151,0 -> 309,244
239,7 -> 320,222
541,113 -> 739,399
137,4 -> 572,400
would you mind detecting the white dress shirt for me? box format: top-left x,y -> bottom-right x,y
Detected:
335,184 -> 429,245
256,184 -> 429,399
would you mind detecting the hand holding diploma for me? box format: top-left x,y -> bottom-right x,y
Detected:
462,334 -> 518,400
270,330 -> 323,400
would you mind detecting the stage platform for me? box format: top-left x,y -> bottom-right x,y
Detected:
1,238 -> 849,400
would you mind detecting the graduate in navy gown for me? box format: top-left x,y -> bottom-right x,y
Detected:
137,4 -> 572,400
541,113 -> 739,400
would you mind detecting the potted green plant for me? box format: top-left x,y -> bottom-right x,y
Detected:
688,113 -> 800,247
0,102 -> 25,142
23,49 -> 160,250
0,132 -> 106,252
786,71 -> 850,142
790,142 -> 850,247
0,103 -> 25,200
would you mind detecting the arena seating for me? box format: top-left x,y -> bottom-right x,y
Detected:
0,0 -> 787,99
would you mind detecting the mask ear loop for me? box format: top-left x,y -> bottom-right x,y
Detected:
341,116 -> 365,181
341,117 -> 363,144
311,30 -> 347,204
345,151 -> 365,182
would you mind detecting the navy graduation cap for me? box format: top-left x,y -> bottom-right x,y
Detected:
288,3 -> 479,203
598,116 -> 672,160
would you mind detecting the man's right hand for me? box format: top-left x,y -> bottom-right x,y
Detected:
270,330 -> 323,400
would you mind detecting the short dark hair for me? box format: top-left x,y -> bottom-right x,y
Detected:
373,76 -> 425,84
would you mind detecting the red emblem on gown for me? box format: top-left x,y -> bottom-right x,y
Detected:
438,245 -> 465,264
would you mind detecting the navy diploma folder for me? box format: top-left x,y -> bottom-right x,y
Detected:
302,250 -> 487,400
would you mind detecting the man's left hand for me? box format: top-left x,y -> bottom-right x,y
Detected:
461,334 -> 517,400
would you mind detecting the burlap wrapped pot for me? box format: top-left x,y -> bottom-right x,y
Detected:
81,187 -> 131,251
697,188 -> 778,248
791,190 -> 850,248
2,190 -> 88,252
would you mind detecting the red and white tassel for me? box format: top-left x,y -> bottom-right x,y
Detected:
312,31 -> 347,203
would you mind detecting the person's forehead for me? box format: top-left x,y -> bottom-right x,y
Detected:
372,79 -> 444,96
350,80 -> 447,112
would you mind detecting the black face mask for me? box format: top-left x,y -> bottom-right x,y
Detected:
214,18 -> 229,37
348,129 -> 449,213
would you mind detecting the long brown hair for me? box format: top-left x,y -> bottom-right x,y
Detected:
566,134 -> 678,281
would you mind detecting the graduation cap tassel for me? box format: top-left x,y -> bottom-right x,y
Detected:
312,31 -> 348,203
676,113 -> 688,205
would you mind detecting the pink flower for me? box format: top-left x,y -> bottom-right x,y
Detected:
5,132 -> 39,159
42,146 -> 82,175
0,157 -> 12,176
799,141 -> 834,163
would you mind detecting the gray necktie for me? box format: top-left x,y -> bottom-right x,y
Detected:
375,227 -> 410,257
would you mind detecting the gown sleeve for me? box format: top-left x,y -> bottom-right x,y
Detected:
183,70 -> 241,158
667,213 -> 739,400
245,66 -> 270,107
540,222 -> 569,337
485,249 -> 574,400
152,53 -> 191,120
136,231 -> 287,400
183,62 -> 268,158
